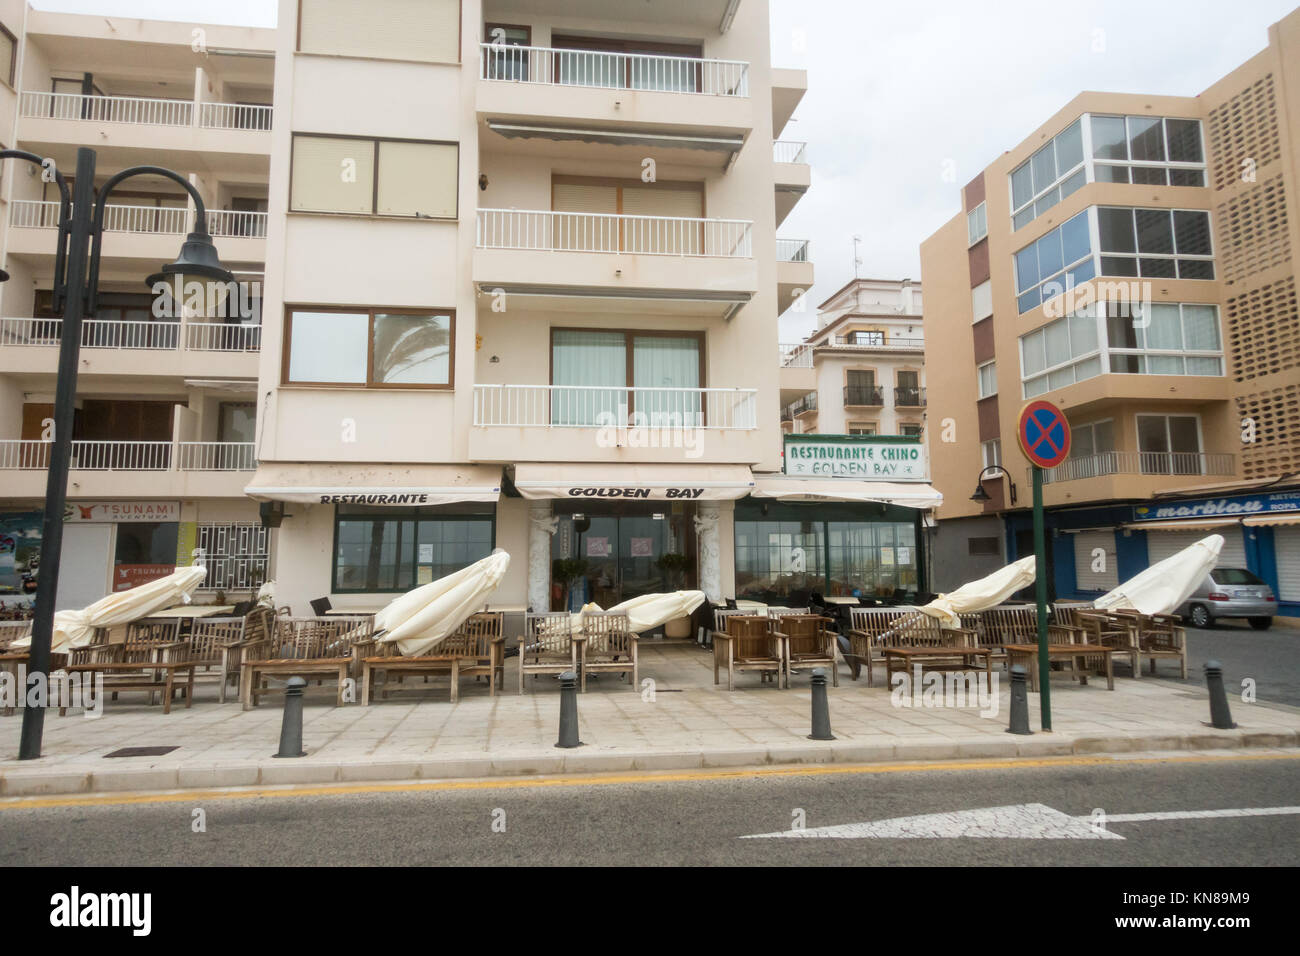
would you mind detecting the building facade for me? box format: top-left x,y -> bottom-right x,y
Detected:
0,3 -> 273,609
921,8 -> 1300,618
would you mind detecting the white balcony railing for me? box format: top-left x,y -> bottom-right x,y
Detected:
776,238 -> 810,262
0,317 -> 61,347
479,42 -> 749,96
778,343 -> 813,368
0,440 -> 255,472
81,319 -> 180,350
473,385 -> 758,430
1037,451 -> 1237,485
9,200 -> 267,239
19,91 -> 272,130
774,141 -> 808,164
185,322 -> 262,352
197,101 -> 273,131
476,208 -> 752,258
0,317 -> 261,353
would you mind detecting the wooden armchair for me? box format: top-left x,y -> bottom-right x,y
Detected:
771,614 -> 838,686
715,614 -> 784,690
189,608 -> 276,703
1070,609 -> 1140,677
579,611 -> 638,692
519,611 -> 579,694
360,611 -> 503,703
241,614 -> 373,709
845,607 -> 922,685
1105,609 -> 1187,678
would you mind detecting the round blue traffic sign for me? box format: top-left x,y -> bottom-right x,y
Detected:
1018,400 -> 1071,469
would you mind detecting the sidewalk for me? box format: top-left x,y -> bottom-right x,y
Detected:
2,643 -> 1297,796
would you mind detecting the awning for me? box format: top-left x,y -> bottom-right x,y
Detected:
513,463 -> 754,501
1243,513 -> 1300,527
244,463 -> 501,506
1122,517 -> 1241,531
750,476 -> 943,509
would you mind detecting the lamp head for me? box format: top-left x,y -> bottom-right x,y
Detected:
969,483 -> 992,503
146,230 -> 234,290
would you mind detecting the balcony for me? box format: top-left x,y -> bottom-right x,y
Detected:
1038,451 -> 1237,485
779,343 -> 813,367
772,68 -> 807,138
0,440 -> 256,497
830,334 -> 925,350
470,384 -> 760,463
844,385 -> 884,407
894,386 -> 927,407
774,141 -> 810,226
776,238 -> 813,314
782,392 -> 818,420
473,209 -> 757,317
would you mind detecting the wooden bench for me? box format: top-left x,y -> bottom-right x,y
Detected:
240,614 -> 374,709
579,611 -> 638,692
845,607 -> 917,684
360,611 -> 504,704
519,611 -> 579,694
188,607 -> 276,703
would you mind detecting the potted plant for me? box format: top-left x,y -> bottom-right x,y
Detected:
552,557 -> 589,612
655,553 -> 695,638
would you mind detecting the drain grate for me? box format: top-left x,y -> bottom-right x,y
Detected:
104,746 -> 179,758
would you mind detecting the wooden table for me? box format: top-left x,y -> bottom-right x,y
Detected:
148,605 -> 235,619
881,645 -> 995,687
60,660 -> 196,715
1003,643 -> 1115,691
326,608 -> 382,615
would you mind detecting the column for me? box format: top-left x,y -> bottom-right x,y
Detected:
527,500 -> 557,613
694,502 -> 722,603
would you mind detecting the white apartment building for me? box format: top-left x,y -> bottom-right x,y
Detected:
0,4 -> 274,609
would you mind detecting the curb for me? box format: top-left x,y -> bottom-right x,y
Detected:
2,728 -> 1297,797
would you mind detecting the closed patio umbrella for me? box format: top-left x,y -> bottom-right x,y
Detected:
1094,533 -> 1223,617
374,549 -> 510,657
577,590 -> 706,634
916,556 -> 1037,628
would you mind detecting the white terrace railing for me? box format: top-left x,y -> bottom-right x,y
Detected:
476,208 -> 753,258
9,200 -> 267,239
19,91 -> 272,130
778,343 -> 813,367
0,317 -> 260,353
479,42 -> 749,96
776,238 -> 810,262
473,385 -> 758,430
773,140 -> 808,164
1037,451 -> 1237,485
0,440 -> 256,472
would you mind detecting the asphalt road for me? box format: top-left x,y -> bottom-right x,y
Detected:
1169,621 -> 1299,707
2,753 -> 1296,867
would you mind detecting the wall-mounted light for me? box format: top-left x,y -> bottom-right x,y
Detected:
478,174 -> 488,191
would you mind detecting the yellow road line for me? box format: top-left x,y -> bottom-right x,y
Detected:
2,751 -> 1296,810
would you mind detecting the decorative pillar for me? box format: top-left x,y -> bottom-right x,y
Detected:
693,502 -> 722,603
527,501 -> 557,613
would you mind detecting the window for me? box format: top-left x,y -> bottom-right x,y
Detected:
1013,210 -> 1093,313
1097,207 -> 1214,280
1066,420 -> 1117,477
1105,302 -> 1223,376
971,279 -> 993,322
847,423 -> 877,436
849,330 -> 885,345
195,523 -> 270,592
1136,414 -> 1202,475
1010,119 -> 1085,229
113,522 -> 179,591
218,402 -> 256,444
1019,309 -> 1102,397
968,536 -> 1001,557
967,201 -> 987,245
483,24 -> 530,80
0,24 -> 15,88
844,369 -> 879,406
334,507 -> 494,593
551,35 -> 704,93
1090,115 -> 1205,187
551,329 -> 703,425
977,361 -> 998,398
899,423 -> 923,438
981,438 -> 1002,470
298,0 -> 459,63
290,135 -> 458,218
284,307 -> 453,387
551,177 -> 705,253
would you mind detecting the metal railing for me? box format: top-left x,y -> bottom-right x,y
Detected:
81,319 -> 180,350
478,42 -> 749,96
476,208 -> 752,258
894,386 -> 927,407
198,102 -> 272,131
20,90 -> 193,126
1,317 -> 260,353
776,238 -> 810,262
774,140 -> 808,164
778,343 -> 813,367
1038,451 -> 1236,485
10,200 -> 267,239
473,385 -> 758,429
831,334 -> 925,349
782,393 -> 818,419
843,385 -> 884,406
185,322 -> 261,352
0,317 -> 61,346
0,440 -> 255,472
206,209 -> 268,237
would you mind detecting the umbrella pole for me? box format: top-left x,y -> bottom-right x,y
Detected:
1033,465 -> 1051,731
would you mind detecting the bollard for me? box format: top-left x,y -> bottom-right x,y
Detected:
1204,660 -> 1237,730
1006,664 -> 1031,735
555,670 -> 583,749
273,676 -> 307,758
807,668 -> 835,740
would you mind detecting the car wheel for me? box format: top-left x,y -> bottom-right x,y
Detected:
1189,604 -> 1212,628
1248,617 -> 1272,630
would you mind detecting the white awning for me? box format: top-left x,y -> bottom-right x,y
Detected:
1122,517 -> 1241,531
750,476 -> 943,509
513,463 -> 754,501
1243,513 -> 1300,527
244,463 -> 501,506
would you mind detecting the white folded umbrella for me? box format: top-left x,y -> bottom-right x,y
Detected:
1094,533 -> 1223,617
917,556 -> 1037,628
374,549 -> 510,657
15,564 -> 210,654
576,590 -> 706,634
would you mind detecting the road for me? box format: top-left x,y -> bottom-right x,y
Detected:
1173,621 -> 1299,707
2,752 -> 1297,866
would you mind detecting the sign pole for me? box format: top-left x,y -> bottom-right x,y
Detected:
1032,464 -> 1051,731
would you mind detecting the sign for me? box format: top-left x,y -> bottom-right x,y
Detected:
629,537 -> 654,558
1133,491 -> 1300,522
65,501 -> 181,523
586,537 -> 610,558
783,435 -> 928,480
112,564 -> 175,591
418,543 -> 434,563
0,512 -> 43,598
1017,401 -> 1071,469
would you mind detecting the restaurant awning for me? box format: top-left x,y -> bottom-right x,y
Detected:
1121,517 -> 1242,531
749,476 -> 943,509
1243,513 -> 1300,527
512,463 -> 754,501
244,463 -> 502,506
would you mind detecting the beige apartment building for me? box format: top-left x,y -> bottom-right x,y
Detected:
921,7 -> 1300,619
0,3 -> 274,609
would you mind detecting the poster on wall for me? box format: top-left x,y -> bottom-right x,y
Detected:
0,512 -> 43,605
629,537 -> 654,558
586,537 -> 610,558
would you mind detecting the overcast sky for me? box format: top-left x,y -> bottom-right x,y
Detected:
32,0 -> 1299,339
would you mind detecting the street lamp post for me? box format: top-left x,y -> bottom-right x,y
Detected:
4,145 -> 233,760
969,465 -> 1017,507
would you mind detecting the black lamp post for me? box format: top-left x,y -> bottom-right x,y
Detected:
970,465 -> 1017,506
3,146 -> 233,760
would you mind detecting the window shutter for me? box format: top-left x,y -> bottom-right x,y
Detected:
376,141 -> 458,218
291,135 -> 374,214
299,0 -> 460,63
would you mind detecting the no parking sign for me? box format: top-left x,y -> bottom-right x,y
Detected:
1017,400 -> 1072,469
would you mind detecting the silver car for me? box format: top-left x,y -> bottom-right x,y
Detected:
1177,567 -> 1277,630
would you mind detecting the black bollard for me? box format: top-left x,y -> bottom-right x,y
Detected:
273,676 -> 307,758
808,668 -> 835,740
555,670 -> 583,749
1204,659 -> 1237,730
1006,664 -> 1031,735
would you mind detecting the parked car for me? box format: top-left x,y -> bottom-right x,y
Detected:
1176,567 -> 1277,629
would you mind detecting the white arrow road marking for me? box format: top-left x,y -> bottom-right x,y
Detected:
740,803 -> 1300,840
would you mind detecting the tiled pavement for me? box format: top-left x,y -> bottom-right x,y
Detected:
1,642 -> 1297,796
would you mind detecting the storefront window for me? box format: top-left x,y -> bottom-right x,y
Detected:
113,522 -> 178,592
828,522 -> 918,597
333,507 -> 493,593
734,519 -> 825,601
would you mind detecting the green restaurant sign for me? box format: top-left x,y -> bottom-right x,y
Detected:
783,434 -> 928,480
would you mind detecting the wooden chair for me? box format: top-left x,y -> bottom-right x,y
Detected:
845,606 -> 917,685
579,611 -> 638,692
771,614 -> 838,686
359,611 -> 504,703
519,611 -> 579,694
189,607 -> 276,703
240,614 -> 373,709
1106,609 -> 1187,678
715,614 -> 783,690
1070,609 -> 1141,678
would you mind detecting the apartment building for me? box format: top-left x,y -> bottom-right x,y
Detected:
0,3 -> 274,609
921,7 -> 1300,619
